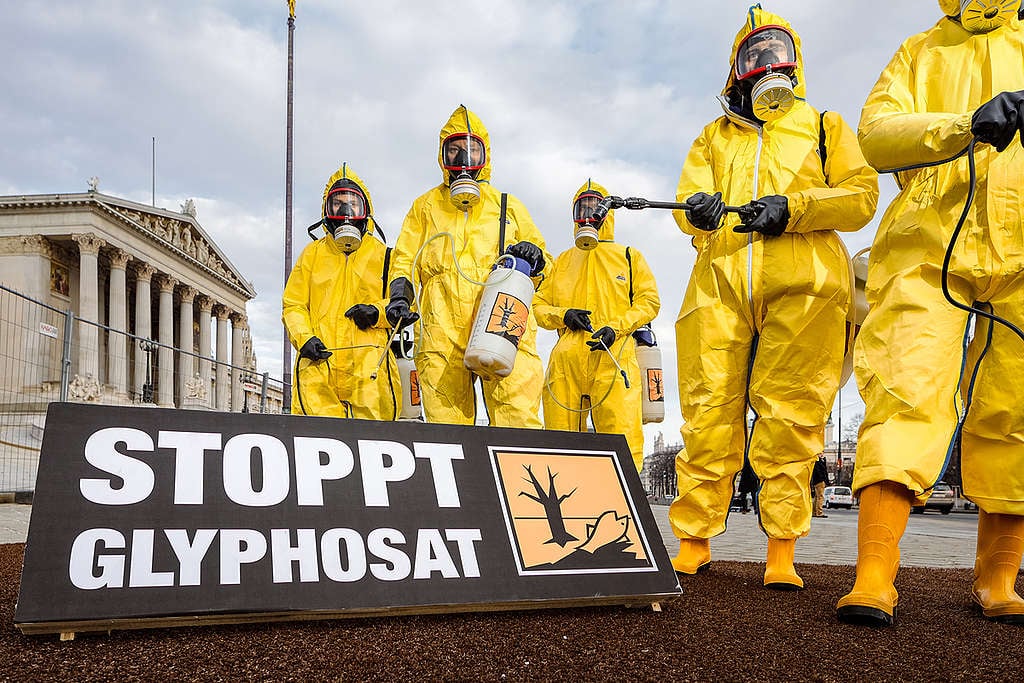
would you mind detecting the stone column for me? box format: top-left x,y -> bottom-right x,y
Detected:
214,305 -> 230,411
156,275 -> 177,407
133,263 -> 157,401
106,248 -> 131,397
72,233 -> 104,383
230,312 -> 247,412
177,286 -> 197,403
15,236 -> 52,388
197,295 -> 214,408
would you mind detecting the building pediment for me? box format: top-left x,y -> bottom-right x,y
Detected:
0,192 -> 257,299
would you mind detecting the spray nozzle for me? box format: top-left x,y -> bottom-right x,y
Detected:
591,195 -> 625,223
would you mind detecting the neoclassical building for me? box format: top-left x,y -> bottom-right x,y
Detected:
0,185 -> 279,477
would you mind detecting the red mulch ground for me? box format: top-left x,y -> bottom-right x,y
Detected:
2,543 -> 1021,681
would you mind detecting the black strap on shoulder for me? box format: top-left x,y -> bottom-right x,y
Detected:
625,246 -> 634,305
819,110 -> 828,177
382,247 -> 392,298
498,193 -> 508,257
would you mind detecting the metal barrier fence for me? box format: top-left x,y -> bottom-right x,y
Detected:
0,283 -> 285,493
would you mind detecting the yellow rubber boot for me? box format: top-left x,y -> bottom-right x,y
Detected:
972,511 -> 1024,624
764,538 -> 804,590
836,480 -> 912,626
671,538 -> 711,575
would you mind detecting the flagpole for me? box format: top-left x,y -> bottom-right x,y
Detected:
282,0 -> 296,413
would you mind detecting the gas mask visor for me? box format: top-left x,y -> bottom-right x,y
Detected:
958,0 -> 1018,32
325,185 -> 368,253
735,25 -> 797,122
572,191 -> 604,250
442,132 -> 486,209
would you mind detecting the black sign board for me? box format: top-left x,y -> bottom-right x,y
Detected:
16,403 -> 680,634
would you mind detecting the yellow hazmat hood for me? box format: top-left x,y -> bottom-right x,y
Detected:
723,4 -> 807,101
321,162 -> 375,220
572,179 -> 615,241
437,105 -> 492,186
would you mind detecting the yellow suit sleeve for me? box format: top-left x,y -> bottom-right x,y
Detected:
786,111 -> 879,235
858,42 -> 974,173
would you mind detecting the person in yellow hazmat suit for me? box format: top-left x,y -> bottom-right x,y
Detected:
282,163 -> 401,419
534,180 -> 661,472
386,105 -> 552,427
837,2 -> 1024,627
668,5 -> 879,590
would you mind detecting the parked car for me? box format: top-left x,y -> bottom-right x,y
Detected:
822,486 -> 854,510
912,482 -> 955,515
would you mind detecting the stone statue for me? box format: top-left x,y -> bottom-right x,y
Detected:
185,373 -> 208,400
68,374 -> 102,402
180,198 -> 197,217
87,176 -> 99,192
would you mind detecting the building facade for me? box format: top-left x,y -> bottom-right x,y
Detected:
0,187 -> 280,492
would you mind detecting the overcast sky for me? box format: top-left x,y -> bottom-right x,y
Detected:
2,1 -> 946,446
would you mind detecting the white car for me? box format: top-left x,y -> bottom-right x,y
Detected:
823,486 -> 854,510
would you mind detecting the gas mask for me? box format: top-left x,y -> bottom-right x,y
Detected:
734,26 -> 798,122
572,191 -> 605,250
442,132 -> 486,209
957,0 -> 1018,32
324,183 -> 369,253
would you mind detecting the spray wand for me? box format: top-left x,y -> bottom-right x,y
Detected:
585,323 -> 630,389
591,195 -> 755,222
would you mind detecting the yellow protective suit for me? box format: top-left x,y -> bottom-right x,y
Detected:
282,164 -> 400,419
390,105 -> 551,427
668,6 -> 879,541
852,8 -> 1024,514
534,180 -> 661,472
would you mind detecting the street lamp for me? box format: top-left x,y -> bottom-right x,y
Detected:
138,339 -> 156,403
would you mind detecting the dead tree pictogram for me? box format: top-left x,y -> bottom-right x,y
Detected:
519,464 -> 577,546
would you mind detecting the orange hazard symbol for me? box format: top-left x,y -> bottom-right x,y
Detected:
490,449 -> 653,574
484,294 -> 528,346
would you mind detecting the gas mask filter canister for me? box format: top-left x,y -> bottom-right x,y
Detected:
958,0 -> 1017,32
749,67 -> 796,122
574,224 -> 599,250
333,223 -> 362,254
449,172 -> 481,209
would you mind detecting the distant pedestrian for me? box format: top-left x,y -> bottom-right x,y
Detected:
812,454 -> 831,518
738,456 -> 759,515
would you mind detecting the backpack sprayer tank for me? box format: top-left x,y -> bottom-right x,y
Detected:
391,326 -> 422,420
464,254 -> 535,380
633,324 -> 664,424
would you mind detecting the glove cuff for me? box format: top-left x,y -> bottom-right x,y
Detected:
388,277 -> 415,304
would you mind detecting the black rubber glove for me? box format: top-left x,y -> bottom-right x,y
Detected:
344,303 -> 379,330
563,308 -> 593,332
685,192 -> 726,232
384,277 -> 420,328
734,195 -> 790,236
587,326 -> 616,352
971,90 -> 1024,152
299,336 -> 332,361
506,241 -> 545,276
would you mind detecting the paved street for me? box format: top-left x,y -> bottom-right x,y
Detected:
0,502 -> 986,568
652,504 -> 982,568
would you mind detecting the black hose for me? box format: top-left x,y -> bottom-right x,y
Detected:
882,139 -> 1024,346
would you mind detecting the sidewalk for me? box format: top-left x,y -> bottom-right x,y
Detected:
1,503 -> 981,568
651,504 -> 980,568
